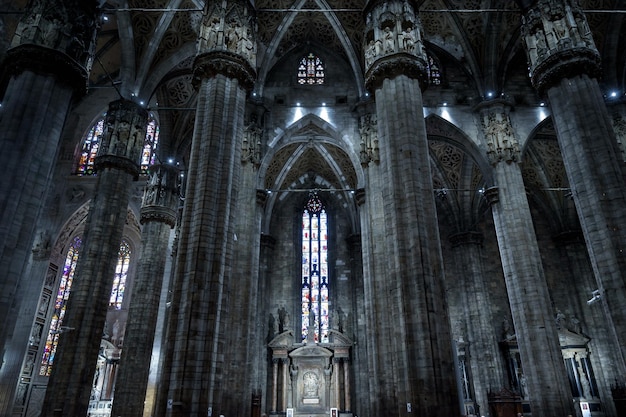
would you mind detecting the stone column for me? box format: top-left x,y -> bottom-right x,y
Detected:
39,99 -> 148,417
221,108 -> 266,417
281,359 -> 288,412
162,1 -> 256,416
271,359 -> 278,413
0,1 -> 99,410
448,231 -> 504,415
343,359 -> 351,412
478,101 -> 575,415
333,358 -> 341,409
110,164 -> 179,417
363,2 -> 457,416
522,0 -> 626,373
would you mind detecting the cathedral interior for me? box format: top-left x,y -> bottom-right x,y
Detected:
2,0 -> 626,416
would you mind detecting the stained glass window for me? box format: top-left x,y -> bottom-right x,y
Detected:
40,238 -> 132,376
141,118 -> 160,174
40,236 -> 81,376
297,53 -> 325,85
428,54 -> 441,86
76,116 -> 160,176
301,194 -> 329,343
110,240 -> 131,309
76,119 -> 104,176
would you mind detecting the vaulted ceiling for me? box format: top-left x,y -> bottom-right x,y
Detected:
0,0 -> 624,231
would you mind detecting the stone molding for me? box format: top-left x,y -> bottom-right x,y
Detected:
193,50 -> 256,92
3,44 -> 89,94
364,50 -> 427,91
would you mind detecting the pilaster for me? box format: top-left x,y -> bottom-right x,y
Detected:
40,99 -> 148,417
111,164 -> 180,417
477,100 -> 575,416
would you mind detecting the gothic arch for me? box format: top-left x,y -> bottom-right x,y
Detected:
426,114 -> 493,232
259,114 -> 361,235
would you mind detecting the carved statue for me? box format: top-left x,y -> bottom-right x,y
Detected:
383,26 -> 395,53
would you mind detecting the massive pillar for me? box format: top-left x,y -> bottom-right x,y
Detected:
447,231 -> 505,416
362,1 -> 457,416
111,164 -> 179,417
478,101 -> 575,415
0,1 -> 99,409
161,1 -> 256,416
521,0 -> 626,372
221,109 -> 265,416
41,99 -> 148,417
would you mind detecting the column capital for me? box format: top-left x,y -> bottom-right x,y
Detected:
5,0 -> 101,95
193,0 -> 257,91
363,0 -> 428,91
193,50 -> 256,91
95,99 -> 149,179
484,186 -> 499,206
521,0 -> 601,95
354,188 -> 366,206
140,164 -> 181,227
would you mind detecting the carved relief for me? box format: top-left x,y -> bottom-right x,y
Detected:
480,108 -> 520,165
358,114 -> 379,167
521,0 -> 600,92
363,2 -> 426,73
96,100 -> 149,177
197,1 -> 256,65
11,0 -> 100,71
242,118 -> 263,167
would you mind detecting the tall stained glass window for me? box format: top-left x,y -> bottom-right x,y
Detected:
297,53 -> 325,85
301,194 -> 329,343
40,237 -> 81,376
76,116 -> 160,176
110,240 -> 131,309
40,239 -> 132,376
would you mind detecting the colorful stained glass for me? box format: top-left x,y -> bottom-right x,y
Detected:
40,237 -> 81,376
76,119 -> 104,176
110,240 -> 131,309
297,53 -> 325,85
76,116 -> 160,176
301,194 -> 329,343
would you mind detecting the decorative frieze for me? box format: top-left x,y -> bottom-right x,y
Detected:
521,0 -> 601,94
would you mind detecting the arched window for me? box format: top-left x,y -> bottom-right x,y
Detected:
297,53 -> 325,85
110,240 -> 131,309
301,194 -> 329,343
40,238 -> 132,375
428,54 -> 441,86
40,236 -> 81,376
75,115 -> 160,176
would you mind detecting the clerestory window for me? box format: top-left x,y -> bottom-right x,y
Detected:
297,53 -> 325,85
